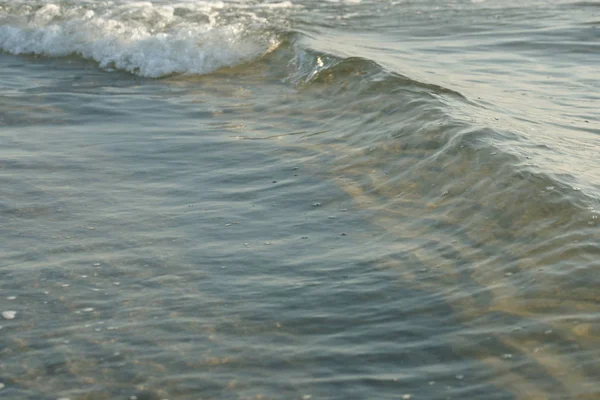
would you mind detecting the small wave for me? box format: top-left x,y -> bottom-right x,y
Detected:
0,1 -> 284,77
287,46 -> 466,100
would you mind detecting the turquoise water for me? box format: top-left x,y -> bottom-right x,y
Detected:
1,1 -> 599,399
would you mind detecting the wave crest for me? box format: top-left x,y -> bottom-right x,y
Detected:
0,1 -> 283,77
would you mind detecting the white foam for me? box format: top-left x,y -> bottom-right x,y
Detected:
0,1 -> 282,77
325,0 -> 361,3
2,311 -> 17,320
255,1 -> 294,9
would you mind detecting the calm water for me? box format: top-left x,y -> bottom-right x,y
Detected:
1,1 -> 599,399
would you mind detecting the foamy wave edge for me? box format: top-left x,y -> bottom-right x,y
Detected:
0,3 -> 282,77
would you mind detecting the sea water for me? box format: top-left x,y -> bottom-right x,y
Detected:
1,1 -> 599,399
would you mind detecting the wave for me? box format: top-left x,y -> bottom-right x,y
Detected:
0,0 -> 466,102
2,5 -> 599,397
2,1 -> 598,206
0,1 -> 287,77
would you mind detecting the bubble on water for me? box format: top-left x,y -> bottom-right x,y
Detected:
7,296 -> 16,300
83,308 -> 94,312
62,284 -> 70,288
93,263 -> 101,266
2,311 -> 17,320
312,202 -> 321,207
0,382 -> 4,390
545,329 -> 553,335
302,396 -> 312,400
402,395 -> 412,400
113,282 -> 120,286
428,381 -> 436,385
502,353 -> 513,359
455,374 -> 464,380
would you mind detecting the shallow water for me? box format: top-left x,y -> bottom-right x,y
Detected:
1,1 -> 599,399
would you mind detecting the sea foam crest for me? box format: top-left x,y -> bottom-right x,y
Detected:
0,1 -> 283,77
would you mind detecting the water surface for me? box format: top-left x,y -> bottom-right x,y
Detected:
1,1 -> 599,399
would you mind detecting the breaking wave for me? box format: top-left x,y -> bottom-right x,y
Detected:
0,1 -> 289,77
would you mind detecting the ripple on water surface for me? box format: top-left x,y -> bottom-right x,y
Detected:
1,1 -> 600,399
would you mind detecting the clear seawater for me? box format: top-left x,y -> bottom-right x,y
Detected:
0,1 -> 599,399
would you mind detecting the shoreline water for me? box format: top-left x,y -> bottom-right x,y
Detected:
1,1 -> 599,399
